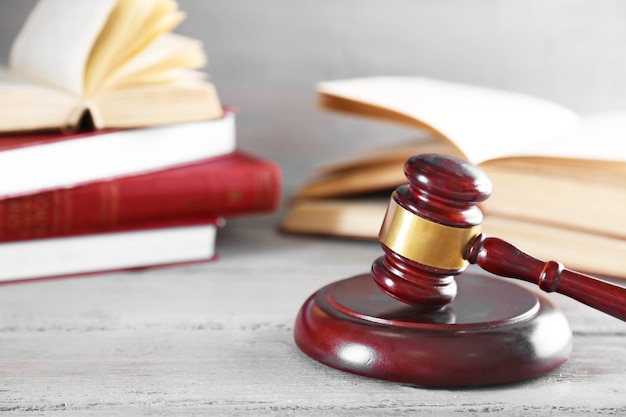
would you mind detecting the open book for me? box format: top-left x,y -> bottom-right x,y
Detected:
0,0 -> 222,133
281,76 -> 626,278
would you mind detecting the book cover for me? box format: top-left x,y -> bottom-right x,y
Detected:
0,151 -> 282,242
0,112 -> 236,198
0,223 -> 220,284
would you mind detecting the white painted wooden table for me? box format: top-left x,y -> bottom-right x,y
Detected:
1,213 -> 625,416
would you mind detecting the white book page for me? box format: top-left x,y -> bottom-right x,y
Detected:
0,66 -> 46,91
317,76 -> 581,165
9,0 -> 118,96
505,111 -> 626,162
0,67 -> 79,130
0,67 -> 74,100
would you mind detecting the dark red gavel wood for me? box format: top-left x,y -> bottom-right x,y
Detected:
466,234 -> 626,321
373,153 -> 626,322
295,153 -> 586,386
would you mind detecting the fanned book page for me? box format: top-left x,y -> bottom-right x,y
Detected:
0,0 -> 222,132
9,0 -> 117,95
317,76 -> 581,164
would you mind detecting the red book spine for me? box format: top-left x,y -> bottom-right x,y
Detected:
0,152 -> 281,242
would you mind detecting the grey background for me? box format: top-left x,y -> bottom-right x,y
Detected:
2,0 -> 626,192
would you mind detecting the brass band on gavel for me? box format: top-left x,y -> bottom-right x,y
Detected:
378,196 -> 481,270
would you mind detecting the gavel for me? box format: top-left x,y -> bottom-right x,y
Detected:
294,152 -> 623,386
372,153 -> 626,321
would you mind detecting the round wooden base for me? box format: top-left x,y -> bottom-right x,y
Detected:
294,272 -> 573,387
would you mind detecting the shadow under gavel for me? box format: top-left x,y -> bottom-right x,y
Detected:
373,153 -> 626,321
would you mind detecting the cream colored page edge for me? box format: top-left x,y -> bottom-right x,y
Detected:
84,0 -> 184,94
9,0 -> 118,96
103,33 -> 206,90
317,76 -> 581,165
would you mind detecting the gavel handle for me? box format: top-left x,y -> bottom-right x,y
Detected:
466,234 -> 626,322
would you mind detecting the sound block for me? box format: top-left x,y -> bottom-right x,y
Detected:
294,272 -> 572,387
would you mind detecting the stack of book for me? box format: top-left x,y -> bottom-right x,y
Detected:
0,0 -> 281,283
281,76 -> 626,278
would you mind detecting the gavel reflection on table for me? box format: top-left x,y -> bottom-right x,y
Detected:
294,153 -> 626,387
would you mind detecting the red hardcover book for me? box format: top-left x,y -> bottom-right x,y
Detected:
0,151 -> 282,242
0,112 -> 236,198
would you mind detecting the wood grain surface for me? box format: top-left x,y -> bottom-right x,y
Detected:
1,214 -> 625,416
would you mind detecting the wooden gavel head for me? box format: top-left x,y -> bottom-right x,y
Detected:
372,153 -> 492,309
